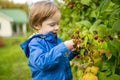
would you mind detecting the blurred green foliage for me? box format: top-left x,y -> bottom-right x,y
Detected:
0,36 -> 31,80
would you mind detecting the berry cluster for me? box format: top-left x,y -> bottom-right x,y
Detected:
94,35 -> 113,43
71,30 -> 81,49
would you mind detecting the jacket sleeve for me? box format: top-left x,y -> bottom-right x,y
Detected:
28,38 -> 69,71
68,51 -> 79,61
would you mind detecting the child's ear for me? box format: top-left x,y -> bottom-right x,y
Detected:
34,24 -> 41,30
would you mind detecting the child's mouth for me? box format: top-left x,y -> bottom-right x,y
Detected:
52,32 -> 57,35
53,33 -> 57,35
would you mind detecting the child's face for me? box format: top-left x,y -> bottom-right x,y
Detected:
38,11 -> 61,35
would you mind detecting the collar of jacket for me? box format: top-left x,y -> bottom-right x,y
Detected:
30,32 -> 57,43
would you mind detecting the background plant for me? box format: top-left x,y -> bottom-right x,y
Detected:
57,0 -> 120,80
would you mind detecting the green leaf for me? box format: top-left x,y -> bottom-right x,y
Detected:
90,10 -> 97,18
101,61 -> 110,71
89,20 -> 102,34
84,36 -> 88,48
77,70 -> 84,79
107,74 -> 120,80
107,42 -> 118,57
82,29 -> 90,37
97,24 -> 107,37
110,39 -> 120,53
111,0 -> 120,5
75,20 -> 92,29
97,0 -> 111,13
80,0 -> 91,6
110,8 -> 120,18
98,72 -> 107,80
112,19 -> 120,32
98,72 -> 120,80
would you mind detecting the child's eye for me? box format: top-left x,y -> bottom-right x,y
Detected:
48,22 -> 59,27
50,24 -> 55,26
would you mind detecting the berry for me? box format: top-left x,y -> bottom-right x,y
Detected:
76,55 -> 81,58
94,36 -> 98,40
75,30 -> 80,34
98,39 -> 104,43
71,35 -> 75,39
108,35 -> 113,40
76,36 -> 80,39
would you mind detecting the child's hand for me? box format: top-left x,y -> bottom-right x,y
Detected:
64,40 -> 80,51
64,40 -> 74,50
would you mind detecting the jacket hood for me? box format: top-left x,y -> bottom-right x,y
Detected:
20,32 -> 57,58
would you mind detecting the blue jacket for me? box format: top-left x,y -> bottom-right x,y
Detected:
20,32 -> 78,80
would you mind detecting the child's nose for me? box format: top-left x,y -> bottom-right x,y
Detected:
54,25 -> 59,30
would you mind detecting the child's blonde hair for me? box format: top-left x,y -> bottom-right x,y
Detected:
29,1 -> 60,30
